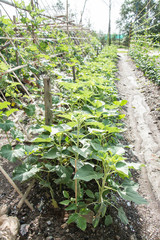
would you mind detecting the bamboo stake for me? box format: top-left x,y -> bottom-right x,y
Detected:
17,179 -> 35,209
0,165 -> 34,211
0,0 -> 65,21
0,64 -> 28,76
0,41 -> 11,51
13,15 -> 19,66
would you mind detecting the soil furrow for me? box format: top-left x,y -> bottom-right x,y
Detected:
117,50 -> 160,239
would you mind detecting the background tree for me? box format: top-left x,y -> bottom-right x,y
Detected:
117,0 -> 160,44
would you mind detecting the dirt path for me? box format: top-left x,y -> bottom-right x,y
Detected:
117,50 -> 160,239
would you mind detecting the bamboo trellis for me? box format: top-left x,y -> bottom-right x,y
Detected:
0,0 -> 97,211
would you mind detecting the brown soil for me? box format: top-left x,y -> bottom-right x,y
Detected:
0,50 -> 160,240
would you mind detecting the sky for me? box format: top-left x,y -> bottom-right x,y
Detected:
0,0 -> 125,34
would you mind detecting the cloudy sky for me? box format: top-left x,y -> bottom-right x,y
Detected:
0,0 -> 125,33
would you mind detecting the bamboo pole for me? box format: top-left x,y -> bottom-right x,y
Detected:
0,41 -> 11,51
0,36 -> 88,41
13,15 -> 19,66
17,179 -> 35,209
0,165 -> 34,211
0,52 -> 32,99
0,64 -> 28,76
0,0 -> 64,21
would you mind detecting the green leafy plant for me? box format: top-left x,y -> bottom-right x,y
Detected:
0,6 -> 147,232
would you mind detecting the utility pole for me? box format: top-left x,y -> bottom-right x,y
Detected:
108,0 -> 111,45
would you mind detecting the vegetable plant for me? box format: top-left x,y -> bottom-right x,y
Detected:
0,5 -> 147,231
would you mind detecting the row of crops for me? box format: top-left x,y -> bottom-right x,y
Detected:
129,20 -> 160,86
0,4 -> 146,231
129,39 -> 160,85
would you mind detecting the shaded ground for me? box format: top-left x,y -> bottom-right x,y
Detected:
0,50 -> 160,239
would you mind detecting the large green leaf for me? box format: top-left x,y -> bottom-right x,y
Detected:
10,129 -> 24,142
33,137 -> 53,143
88,127 -> 106,134
118,207 -> 128,224
51,124 -> 72,135
68,146 -> 92,159
74,165 -> 103,182
24,145 -> 39,155
43,124 -> 72,135
5,108 -> 18,117
85,189 -> 95,199
115,161 -> 129,177
43,147 -> 60,159
105,215 -> 113,226
107,145 -> 125,155
105,126 -> 123,133
91,100 -> 105,108
0,101 -> 10,109
54,166 -> 73,184
122,178 -> 139,192
24,104 -> 35,116
85,121 -> 105,129
114,100 -> 128,107
13,163 -> 40,181
60,200 -> 70,206
126,162 -> 144,170
91,141 -> 104,151
76,216 -> 87,231
67,213 -> 79,224
0,120 -> 14,132
0,144 -> 25,162
118,187 -> 147,205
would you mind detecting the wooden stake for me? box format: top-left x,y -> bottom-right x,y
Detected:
97,48 -> 99,56
17,179 -> 35,209
72,66 -> 76,82
43,76 -> 52,125
0,166 -> 34,211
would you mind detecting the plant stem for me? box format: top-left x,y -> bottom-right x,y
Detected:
75,120 -> 80,205
6,131 -> 11,145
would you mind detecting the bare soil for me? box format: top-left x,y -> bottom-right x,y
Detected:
117,50 -> 160,239
0,50 -> 160,240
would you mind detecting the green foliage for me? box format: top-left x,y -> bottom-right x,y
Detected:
118,0 -> 160,36
0,6 -> 147,232
129,43 -> 160,85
